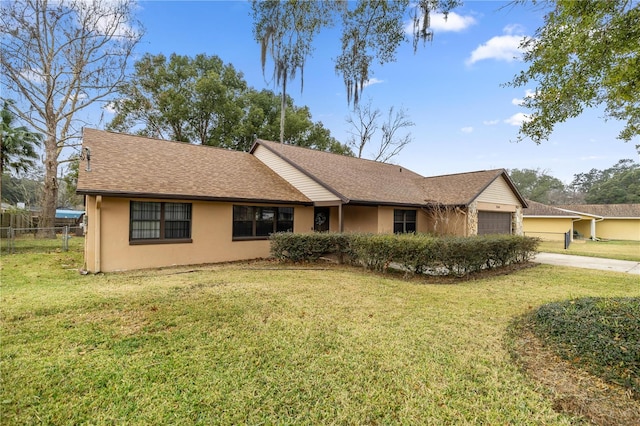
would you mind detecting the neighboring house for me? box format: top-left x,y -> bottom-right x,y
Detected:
523,202 -> 640,241
555,204 -> 640,241
522,200 -> 581,241
77,129 -> 528,272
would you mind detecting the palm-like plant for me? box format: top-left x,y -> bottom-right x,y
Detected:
1,101 -> 42,177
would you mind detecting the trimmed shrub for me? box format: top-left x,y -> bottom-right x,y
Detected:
530,297 -> 640,396
270,232 -> 350,262
270,232 -> 539,276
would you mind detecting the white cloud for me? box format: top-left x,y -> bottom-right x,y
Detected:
512,89 -> 536,106
429,12 -> 477,32
466,34 -> 526,65
503,24 -> 525,35
363,78 -> 384,88
460,126 -> 473,133
483,119 -> 500,126
103,101 -> 118,114
504,113 -> 531,126
404,12 -> 476,34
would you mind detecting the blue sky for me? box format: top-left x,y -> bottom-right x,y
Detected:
111,0 -> 639,184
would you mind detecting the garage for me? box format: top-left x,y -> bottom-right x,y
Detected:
478,211 -> 512,235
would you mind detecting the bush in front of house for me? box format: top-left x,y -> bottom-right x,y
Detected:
270,232 -> 540,276
529,297 -> 640,397
269,232 -> 351,262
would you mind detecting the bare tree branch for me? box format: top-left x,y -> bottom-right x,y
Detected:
1,0 -> 143,235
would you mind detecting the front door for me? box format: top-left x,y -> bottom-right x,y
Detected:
314,207 -> 330,232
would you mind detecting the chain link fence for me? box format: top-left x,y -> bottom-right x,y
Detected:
0,226 -> 83,254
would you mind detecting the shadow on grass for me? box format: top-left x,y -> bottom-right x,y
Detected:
507,311 -> 640,426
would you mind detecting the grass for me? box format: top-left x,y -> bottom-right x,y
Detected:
1,244 -> 639,424
539,239 -> 640,262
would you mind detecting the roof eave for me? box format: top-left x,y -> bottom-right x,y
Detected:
76,190 -> 313,206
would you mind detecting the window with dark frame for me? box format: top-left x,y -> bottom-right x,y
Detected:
233,206 -> 294,239
394,209 -> 417,233
130,201 -> 192,243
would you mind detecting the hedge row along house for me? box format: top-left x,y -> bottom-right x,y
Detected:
77,129 -> 528,272
523,201 -> 640,241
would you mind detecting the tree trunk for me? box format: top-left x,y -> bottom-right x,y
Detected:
279,76 -> 287,144
38,133 -> 58,239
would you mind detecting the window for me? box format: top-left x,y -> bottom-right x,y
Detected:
394,209 -> 416,233
130,201 -> 192,243
233,206 -> 294,239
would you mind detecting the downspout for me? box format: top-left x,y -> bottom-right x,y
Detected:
591,217 -> 604,241
95,195 -> 102,272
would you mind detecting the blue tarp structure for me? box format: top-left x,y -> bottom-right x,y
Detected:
55,209 -> 84,219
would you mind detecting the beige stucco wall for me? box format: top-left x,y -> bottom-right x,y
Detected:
421,207 -> 467,236
343,205 -> 378,233
523,217 -> 574,241
83,196 -> 314,273
596,219 -> 640,240
377,207 -> 394,234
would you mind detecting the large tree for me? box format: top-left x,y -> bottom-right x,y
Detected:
508,168 -> 566,204
108,55 -> 350,154
509,0 -> 640,145
252,0 -> 338,143
108,53 -> 247,146
1,0 -> 143,236
571,159 -> 640,204
252,0 -> 460,135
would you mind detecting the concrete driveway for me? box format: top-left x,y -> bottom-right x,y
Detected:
534,252 -> 640,275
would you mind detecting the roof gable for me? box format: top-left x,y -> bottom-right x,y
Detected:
252,139 -> 429,205
77,129 -> 310,204
419,169 -> 527,207
252,139 -> 527,207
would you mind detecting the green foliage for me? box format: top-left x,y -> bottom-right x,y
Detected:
571,159 -> 640,204
529,297 -> 640,396
1,172 -> 42,206
510,0 -> 640,143
107,53 -> 247,145
270,233 -> 540,277
108,54 -> 351,154
0,100 -> 41,176
270,232 -> 350,262
508,168 -> 566,204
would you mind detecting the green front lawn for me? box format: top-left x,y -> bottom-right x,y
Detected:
1,247 -> 638,424
539,239 -> 640,262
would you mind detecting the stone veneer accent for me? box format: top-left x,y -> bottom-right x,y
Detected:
467,201 -> 478,236
513,206 -> 524,235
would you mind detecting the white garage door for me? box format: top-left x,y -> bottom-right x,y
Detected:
478,211 -> 512,235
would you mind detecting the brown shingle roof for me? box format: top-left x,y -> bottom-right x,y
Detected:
254,139 -> 429,205
77,129 -> 311,204
556,204 -> 640,218
419,169 -> 516,206
254,140 -> 526,207
523,200 -> 581,217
